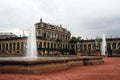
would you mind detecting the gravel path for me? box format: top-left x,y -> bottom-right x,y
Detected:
0,57 -> 120,80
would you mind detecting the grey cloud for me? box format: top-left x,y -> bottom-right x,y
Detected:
0,0 -> 120,38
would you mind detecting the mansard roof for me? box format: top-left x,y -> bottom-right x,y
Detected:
35,20 -> 71,34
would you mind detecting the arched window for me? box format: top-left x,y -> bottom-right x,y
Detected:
6,43 -> 8,50
0,44 -> 1,51
44,42 -> 46,48
88,44 -> 91,50
51,43 -> 53,49
46,42 -> 48,48
61,44 -> 62,49
55,33 -> 56,39
3,43 -> 5,50
66,44 -> 67,49
63,44 -> 65,49
54,43 -> 56,49
39,42 -> 42,48
25,42 -> 27,49
53,33 -> 55,38
50,32 -> 52,38
57,44 -> 59,49
80,44 -> 82,51
56,33 -> 58,38
10,43 -> 12,50
47,32 -> 50,38
48,43 -> 50,49
68,44 -> 70,49
44,32 -> 46,38
17,42 -> 19,50
112,43 -> 116,49
39,30 -> 42,37
13,43 -> 16,50
93,44 -> 96,50
107,43 -> 111,48
52,32 -> 53,38
21,42 -> 24,49
84,44 -> 87,50
38,31 -> 40,36
118,42 -> 120,49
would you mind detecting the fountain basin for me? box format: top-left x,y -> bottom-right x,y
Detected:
0,56 -> 104,74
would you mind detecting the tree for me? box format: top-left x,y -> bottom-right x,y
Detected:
69,36 -> 82,55
69,36 -> 82,43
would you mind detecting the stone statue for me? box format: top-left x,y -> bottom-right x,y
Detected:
95,36 -> 101,50
76,41 -> 80,52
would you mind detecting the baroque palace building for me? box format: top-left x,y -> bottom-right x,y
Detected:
0,19 -> 120,56
0,19 -> 71,56
35,19 -> 71,56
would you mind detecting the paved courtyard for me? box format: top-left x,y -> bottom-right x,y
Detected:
0,57 -> 120,80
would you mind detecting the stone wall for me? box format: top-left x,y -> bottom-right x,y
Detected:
0,57 -> 104,74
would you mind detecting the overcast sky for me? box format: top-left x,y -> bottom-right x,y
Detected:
0,0 -> 120,39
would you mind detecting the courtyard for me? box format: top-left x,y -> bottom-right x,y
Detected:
0,57 -> 119,80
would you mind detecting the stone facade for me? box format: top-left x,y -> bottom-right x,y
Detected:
0,19 -> 71,56
0,37 -> 27,56
79,38 -> 120,55
35,19 -> 71,56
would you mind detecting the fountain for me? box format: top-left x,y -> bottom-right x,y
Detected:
26,24 -> 37,58
101,33 -> 107,56
0,23 -> 104,74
